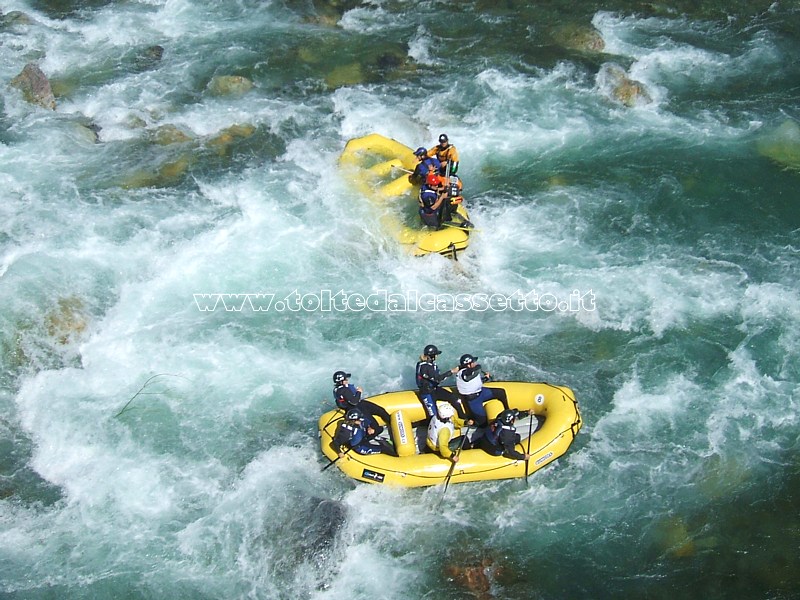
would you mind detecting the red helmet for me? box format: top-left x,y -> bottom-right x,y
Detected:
426,173 -> 442,186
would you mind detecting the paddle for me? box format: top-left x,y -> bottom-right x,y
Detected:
441,221 -> 479,232
391,165 -> 414,174
524,409 -> 535,485
439,426 -> 472,504
322,446 -> 353,472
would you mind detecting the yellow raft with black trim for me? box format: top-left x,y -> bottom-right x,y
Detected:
339,133 -> 472,258
318,381 -> 582,487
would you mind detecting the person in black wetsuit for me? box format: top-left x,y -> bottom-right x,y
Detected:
332,371 -> 391,429
332,407 -> 392,457
415,344 -> 465,420
408,147 -> 441,186
479,409 -> 530,461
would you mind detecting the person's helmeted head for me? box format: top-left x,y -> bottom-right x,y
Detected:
414,147 -> 428,159
497,409 -> 518,426
438,133 -> 449,146
459,353 -> 478,368
333,370 -> 351,384
426,173 -> 443,187
423,344 -> 441,359
345,407 -> 363,422
437,402 -> 455,420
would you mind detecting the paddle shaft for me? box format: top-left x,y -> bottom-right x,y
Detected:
524,410 -> 535,485
322,446 -> 353,472
439,426 -> 471,503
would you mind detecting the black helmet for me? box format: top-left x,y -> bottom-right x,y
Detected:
423,344 -> 441,357
345,407 -> 363,421
438,133 -> 449,144
333,370 -> 351,384
497,409 -> 518,426
459,353 -> 477,367
414,146 -> 428,157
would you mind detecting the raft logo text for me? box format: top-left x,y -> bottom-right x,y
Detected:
193,289 -> 596,313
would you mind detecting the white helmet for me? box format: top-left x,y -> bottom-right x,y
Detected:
437,402 -> 455,419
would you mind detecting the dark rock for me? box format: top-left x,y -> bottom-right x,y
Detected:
10,63 -> 56,110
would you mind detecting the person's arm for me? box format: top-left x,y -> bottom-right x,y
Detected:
332,424 -> 351,452
460,365 -> 482,383
435,366 -> 458,383
437,427 -> 454,460
453,415 -> 473,429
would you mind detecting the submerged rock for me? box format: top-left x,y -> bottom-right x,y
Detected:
44,297 -> 89,345
207,75 -> 254,96
325,63 -> 364,88
10,63 -> 57,110
134,45 -> 164,71
148,124 -> 193,146
2,10 -> 35,27
756,119 -> 800,172
445,556 -> 503,600
551,23 -> 605,53
206,124 -> 257,155
597,62 -> 652,107
298,498 -> 348,559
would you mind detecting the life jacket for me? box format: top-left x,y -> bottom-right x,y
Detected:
418,186 -> 439,211
446,175 -> 463,204
456,368 -> 482,396
415,359 -> 439,391
336,420 -> 365,449
332,383 -> 359,409
427,416 -> 455,451
420,156 -> 441,178
484,420 -> 513,448
431,144 -> 458,166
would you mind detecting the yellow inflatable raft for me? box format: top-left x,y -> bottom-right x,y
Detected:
318,381 -> 582,487
339,133 -> 472,258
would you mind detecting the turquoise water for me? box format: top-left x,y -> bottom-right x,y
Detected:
1,1 -> 799,598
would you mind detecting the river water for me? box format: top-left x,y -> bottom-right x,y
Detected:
1,1 -> 799,598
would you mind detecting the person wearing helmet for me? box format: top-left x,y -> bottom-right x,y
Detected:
408,146 -> 441,186
332,407 -> 393,457
455,354 -> 511,427
332,371 -> 391,430
417,173 -> 448,229
428,133 -> 459,176
479,409 -> 530,461
427,401 -> 473,462
415,344 -> 463,419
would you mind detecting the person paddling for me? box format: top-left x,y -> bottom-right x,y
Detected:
427,402 -> 473,462
479,409 -> 530,461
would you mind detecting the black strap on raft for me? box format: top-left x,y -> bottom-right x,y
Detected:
446,242 -> 458,261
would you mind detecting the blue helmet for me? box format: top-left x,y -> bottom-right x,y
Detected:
414,147 -> 428,157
